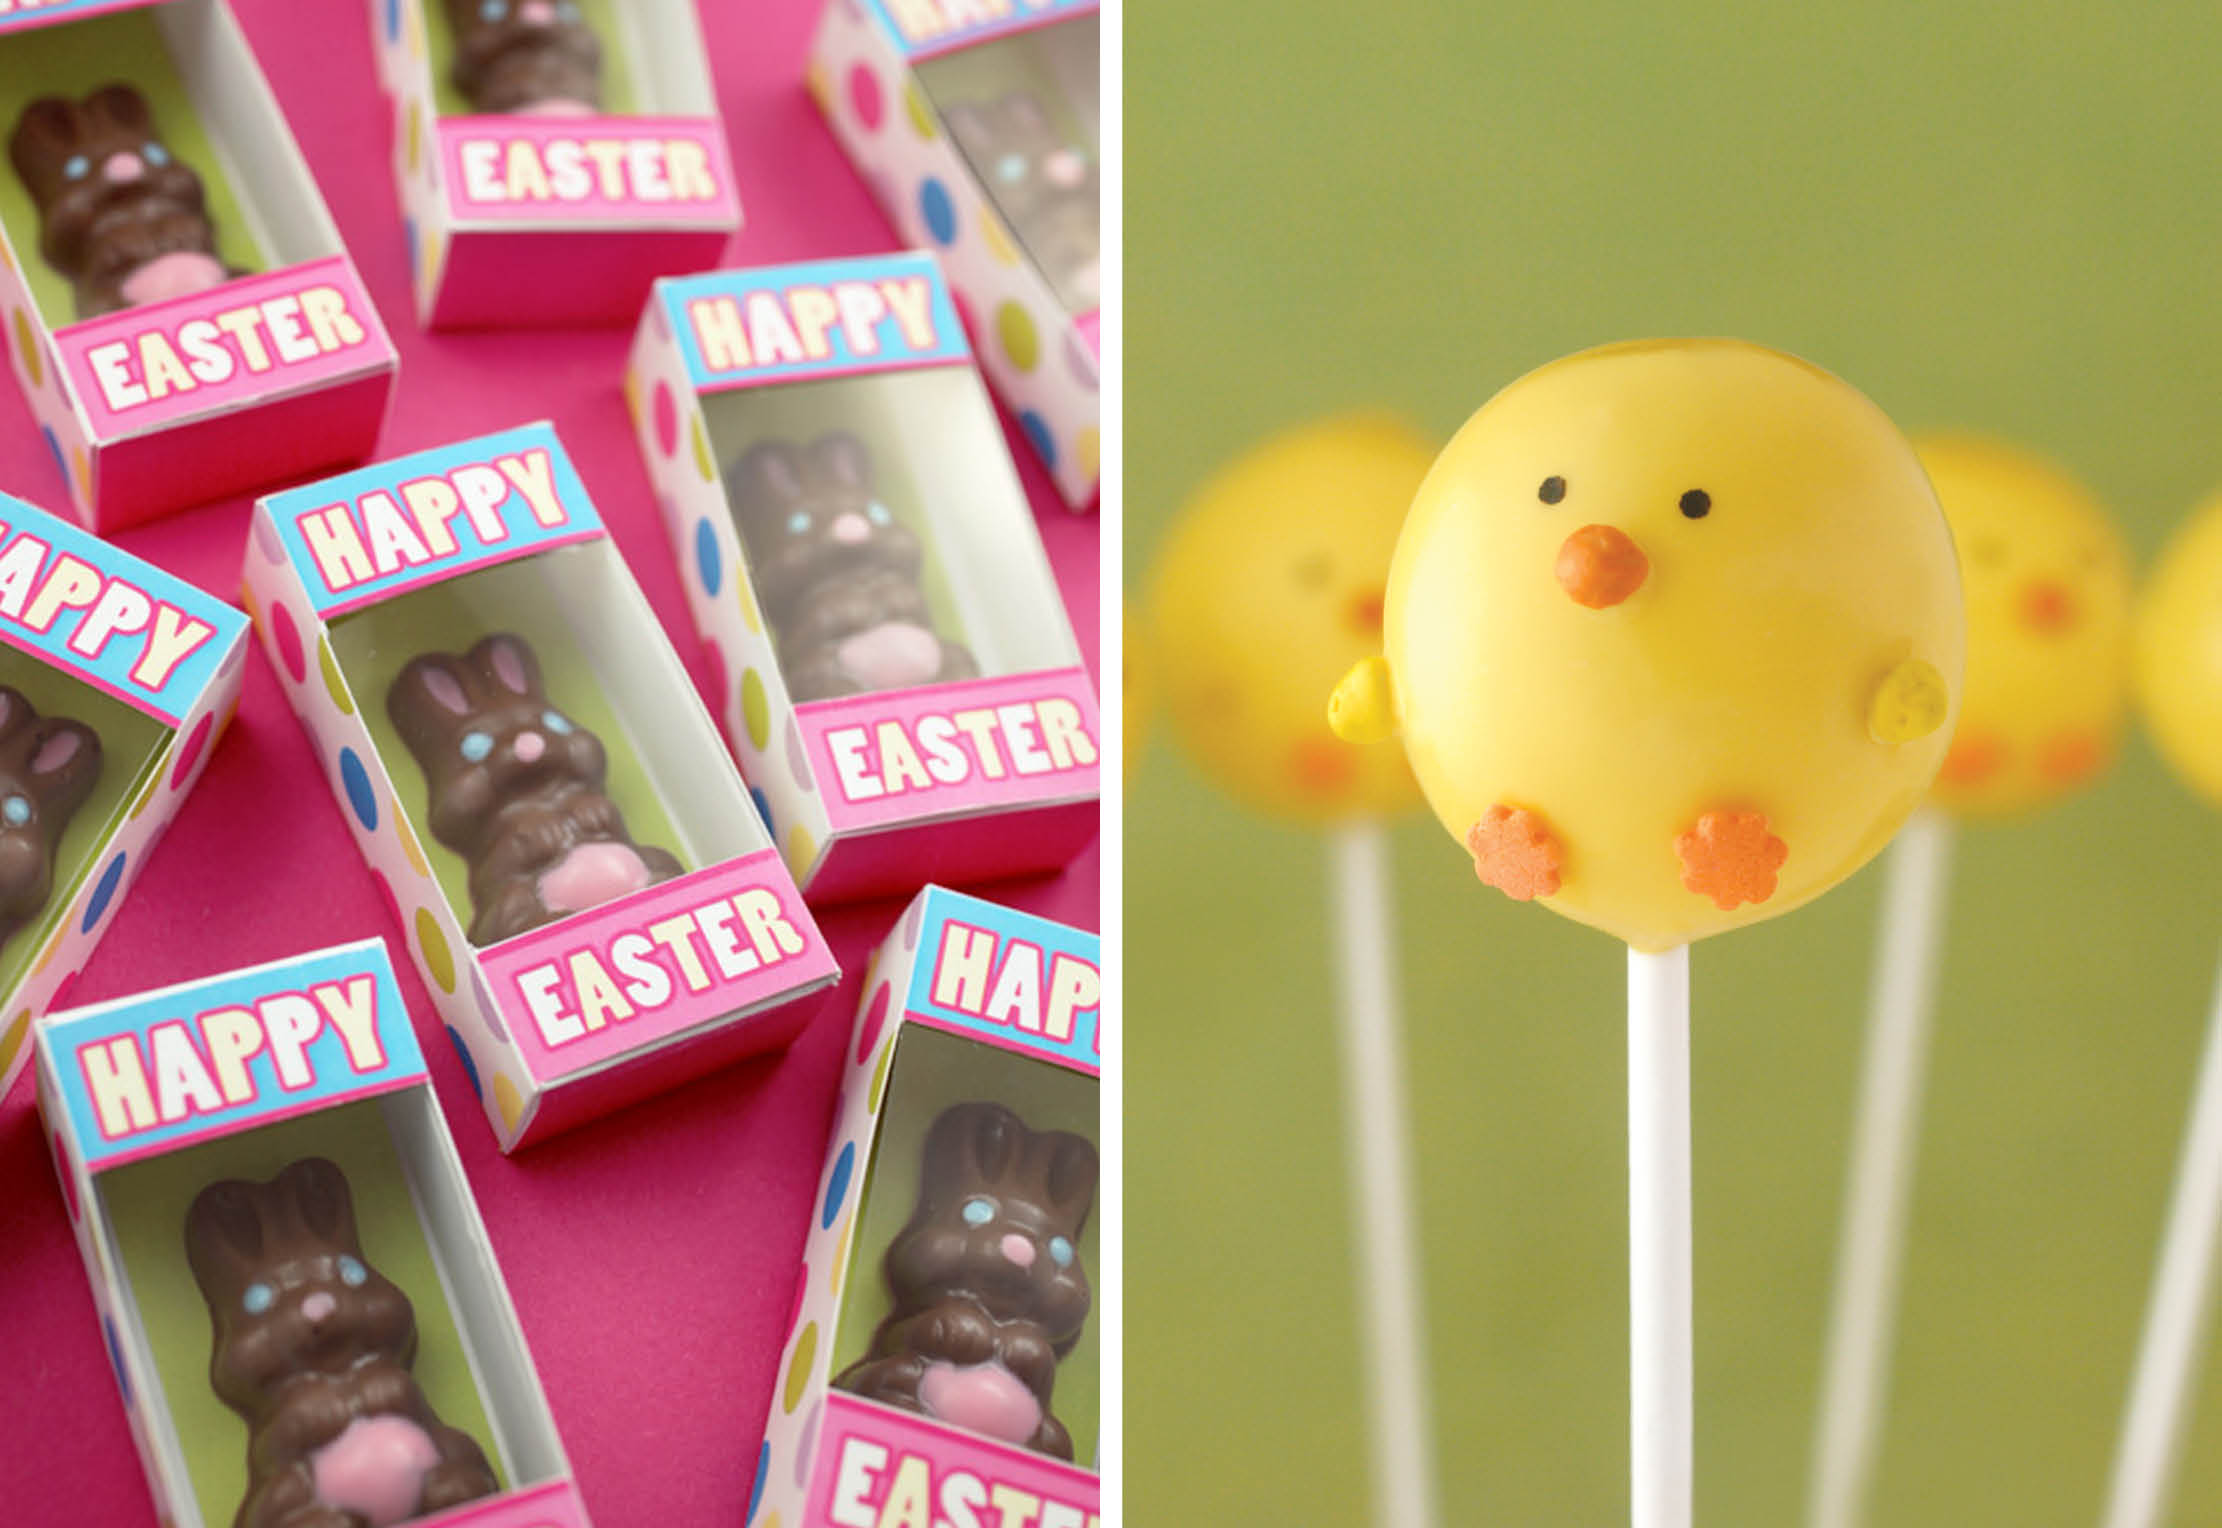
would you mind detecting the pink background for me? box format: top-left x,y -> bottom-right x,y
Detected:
0,2 -> 1099,1523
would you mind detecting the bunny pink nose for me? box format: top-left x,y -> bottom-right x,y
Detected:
518,0 -> 555,21
1043,150 -> 1087,189
300,1291 -> 336,1323
512,731 -> 545,763
102,152 -> 145,183
999,1233 -> 1036,1268
829,512 -> 872,545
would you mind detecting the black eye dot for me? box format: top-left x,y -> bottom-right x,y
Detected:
1679,489 -> 1711,519
1538,476 -> 1567,505
1293,551 -> 1332,589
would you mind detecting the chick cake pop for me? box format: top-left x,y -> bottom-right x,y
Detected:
1923,435 -> 2133,818
1331,338 -> 1965,952
1148,413 -> 1440,1528
1330,340 -> 1964,1528
1150,414 -> 1426,825
1809,435 -> 2130,1528
2099,487 -> 2222,1528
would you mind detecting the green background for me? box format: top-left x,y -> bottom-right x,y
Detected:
0,7 -> 264,330
1126,3 -> 2222,1524
102,1102 -> 501,1528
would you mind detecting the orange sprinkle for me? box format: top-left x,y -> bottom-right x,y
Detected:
1675,810 -> 1787,910
1466,805 -> 1563,900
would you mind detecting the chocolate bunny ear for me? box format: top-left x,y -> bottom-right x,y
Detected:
810,432 -> 876,493
388,650 -> 479,756
922,1101 -> 1025,1201
82,83 -> 154,136
8,97 -> 83,188
24,718 -> 102,819
1041,1132 -> 1097,1235
0,687 -> 27,746
274,1156 -> 360,1250
727,439 -> 811,547
469,633 -> 544,702
185,1178 -> 271,1303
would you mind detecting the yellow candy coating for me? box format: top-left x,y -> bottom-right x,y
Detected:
1341,339 -> 1964,951
2136,486 -> 2222,809
1148,415 -> 1430,824
1918,435 -> 2131,819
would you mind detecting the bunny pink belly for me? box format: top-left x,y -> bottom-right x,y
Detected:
118,251 -> 228,307
538,840 -> 653,914
837,622 -> 945,690
311,1415 -> 439,1526
918,1361 -> 1042,1444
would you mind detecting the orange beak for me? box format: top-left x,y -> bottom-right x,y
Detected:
1557,524 -> 1650,609
2021,580 -> 2076,634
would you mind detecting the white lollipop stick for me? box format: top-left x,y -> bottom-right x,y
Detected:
1630,943 -> 1694,1528
1809,808 -> 1956,1528
1327,823 -> 1439,1528
2100,941 -> 2222,1528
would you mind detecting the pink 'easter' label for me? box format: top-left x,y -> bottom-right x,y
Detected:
438,116 -> 739,227
407,1479 -> 590,1528
807,1392 -> 1099,1527
481,849 -> 837,1083
795,667 -> 1101,834
56,256 -> 392,438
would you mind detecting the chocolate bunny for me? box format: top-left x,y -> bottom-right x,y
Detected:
185,1158 -> 499,1528
834,1102 -> 1096,1460
8,85 -> 239,320
386,633 -> 682,946
443,0 -> 603,116
727,434 -> 977,704
943,94 -> 1100,312
0,686 -> 100,952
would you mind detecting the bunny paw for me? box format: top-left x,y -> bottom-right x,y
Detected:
1674,810 -> 1787,910
1465,805 -> 1563,901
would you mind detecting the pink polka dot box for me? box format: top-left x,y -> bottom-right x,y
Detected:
0,485 -> 251,1103
240,422 -> 842,1153
626,254 -> 1101,909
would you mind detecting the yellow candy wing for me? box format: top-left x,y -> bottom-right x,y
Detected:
1868,657 -> 1950,744
1329,656 -> 1399,743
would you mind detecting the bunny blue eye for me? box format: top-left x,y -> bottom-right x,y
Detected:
338,1256 -> 368,1287
1048,1236 -> 1074,1268
63,155 -> 90,181
540,710 -> 573,735
997,153 -> 1028,183
787,511 -> 811,535
460,731 -> 494,762
242,1282 -> 274,1315
143,142 -> 170,167
1,795 -> 29,827
866,502 -> 892,526
961,1196 -> 996,1227
480,0 -> 507,18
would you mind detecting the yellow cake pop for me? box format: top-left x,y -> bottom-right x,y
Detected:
1148,415 -> 1429,824
1917,435 -> 2132,819
2136,486 -> 2222,807
1331,339 -> 1965,951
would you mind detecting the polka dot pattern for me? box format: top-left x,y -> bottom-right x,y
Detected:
1021,411 -> 1057,470
920,178 -> 956,244
870,1038 -> 893,1111
782,1322 -> 818,1412
319,639 -> 354,713
747,1442 -> 770,1524
856,983 -> 890,1063
741,669 -> 771,750
691,415 -> 715,483
904,80 -> 936,139
13,308 -> 41,387
652,380 -> 678,458
170,713 -> 214,789
786,823 -> 816,875
447,1028 -> 482,1099
415,908 -> 455,993
0,1011 -> 27,1078
794,1400 -> 822,1487
980,212 -> 1020,267
271,601 -> 306,684
83,854 -> 126,933
829,1213 -> 854,1295
494,1073 -> 525,1134
785,718 -> 813,793
848,65 -> 883,131
470,968 -> 508,1043
695,519 -> 722,597
103,1314 -> 131,1407
997,302 -> 1040,372
400,821 -> 430,877
339,749 -> 379,831
822,1142 -> 855,1228
750,786 -> 773,835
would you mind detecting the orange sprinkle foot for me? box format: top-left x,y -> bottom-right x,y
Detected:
2039,729 -> 2108,786
1938,733 -> 2006,787
1466,806 -> 1563,901
1675,810 -> 1787,910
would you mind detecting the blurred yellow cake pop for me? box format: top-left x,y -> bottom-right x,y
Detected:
1148,415 -> 1430,824
1331,339 -> 1965,951
1917,435 -> 2132,819
2137,486 -> 2222,807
